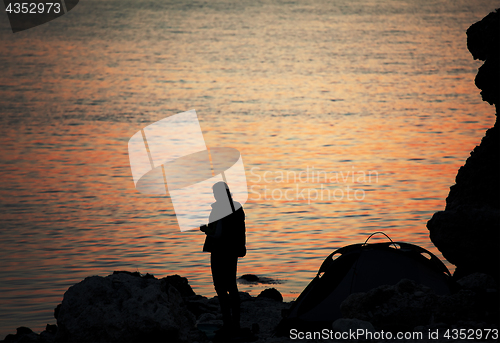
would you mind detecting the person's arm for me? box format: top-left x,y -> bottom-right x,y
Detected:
201,207 -> 218,235
200,222 -> 217,235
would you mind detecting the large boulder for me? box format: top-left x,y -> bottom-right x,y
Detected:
257,288 -> 283,303
2,327 -> 40,343
2,325 -> 57,343
54,272 -> 200,342
427,9 -> 500,281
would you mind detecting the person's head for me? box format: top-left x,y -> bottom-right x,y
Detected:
212,181 -> 231,202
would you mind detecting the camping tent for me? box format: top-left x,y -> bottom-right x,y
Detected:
277,236 -> 452,333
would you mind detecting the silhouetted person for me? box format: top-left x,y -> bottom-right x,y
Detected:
200,181 -> 246,333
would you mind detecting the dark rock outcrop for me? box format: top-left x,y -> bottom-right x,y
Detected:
3,327 -> 39,343
54,272 -> 202,342
162,275 -> 196,298
467,9 -> 500,109
427,9 -> 500,281
257,288 -> 283,303
2,325 -> 57,343
238,274 -> 281,285
331,318 -> 375,333
341,279 -> 438,331
340,275 -> 499,332
240,274 -> 260,282
2,271 -> 293,343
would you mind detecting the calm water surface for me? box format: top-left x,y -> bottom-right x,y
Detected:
0,0 -> 497,337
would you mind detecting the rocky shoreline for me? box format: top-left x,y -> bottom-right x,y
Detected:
2,270 -> 498,343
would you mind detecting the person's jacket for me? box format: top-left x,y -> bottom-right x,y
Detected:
202,202 -> 246,257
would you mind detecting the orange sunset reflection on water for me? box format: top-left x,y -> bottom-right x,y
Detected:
0,108 -> 494,303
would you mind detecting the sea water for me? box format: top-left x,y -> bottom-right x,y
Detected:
0,0 -> 497,337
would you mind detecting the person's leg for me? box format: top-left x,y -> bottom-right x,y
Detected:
227,256 -> 240,330
211,253 -> 232,328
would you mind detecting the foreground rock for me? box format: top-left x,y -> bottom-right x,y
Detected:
1,272 -> 291,343
2,326 -> 55,343
427,9 -> 500,281
187,288 -> 290,341
54,271 -> 202,342
341,276 -> 499,333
